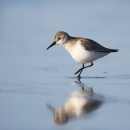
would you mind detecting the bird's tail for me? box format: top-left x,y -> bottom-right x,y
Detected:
97,48 -> 119,52
109,49 -> 119,52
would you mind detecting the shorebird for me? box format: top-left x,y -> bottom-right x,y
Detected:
47,31 -> 118,78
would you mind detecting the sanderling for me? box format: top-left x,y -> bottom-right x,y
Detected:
47,31 -> 118,78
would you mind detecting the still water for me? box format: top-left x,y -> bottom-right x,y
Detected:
0,1 -> 130,130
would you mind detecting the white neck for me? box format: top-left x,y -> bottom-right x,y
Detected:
63,42 -> 75,54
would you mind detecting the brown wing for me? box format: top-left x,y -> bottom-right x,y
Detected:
81,39 -> 118,52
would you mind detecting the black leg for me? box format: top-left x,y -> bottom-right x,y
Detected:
75,62 -> 94,78
74,63 -> 84,75
77,65 -> 84,78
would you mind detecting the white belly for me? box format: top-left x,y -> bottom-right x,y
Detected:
70,43 -> 109,64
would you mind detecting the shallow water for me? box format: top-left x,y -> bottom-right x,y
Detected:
0,1 -> 130,130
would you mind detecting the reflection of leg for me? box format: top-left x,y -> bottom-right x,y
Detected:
75,77 -> 83,85
82,86 -> 84,92
78,78 -> 81,83
77,78 -> 84,92
75,77 -> 84,91
90,87 -> 93,93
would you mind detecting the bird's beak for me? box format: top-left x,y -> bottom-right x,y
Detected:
46,42 -> 56,50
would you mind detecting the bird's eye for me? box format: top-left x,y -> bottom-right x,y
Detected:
58,37 -> 61,40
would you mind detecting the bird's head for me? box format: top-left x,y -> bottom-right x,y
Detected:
46,31 -> 69,50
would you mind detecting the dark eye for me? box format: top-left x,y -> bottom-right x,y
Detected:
58,37 -> 61,40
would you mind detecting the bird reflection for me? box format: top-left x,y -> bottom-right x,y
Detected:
47,78 -> 104,124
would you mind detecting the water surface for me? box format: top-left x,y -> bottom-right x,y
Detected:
0,1 -> 130,130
